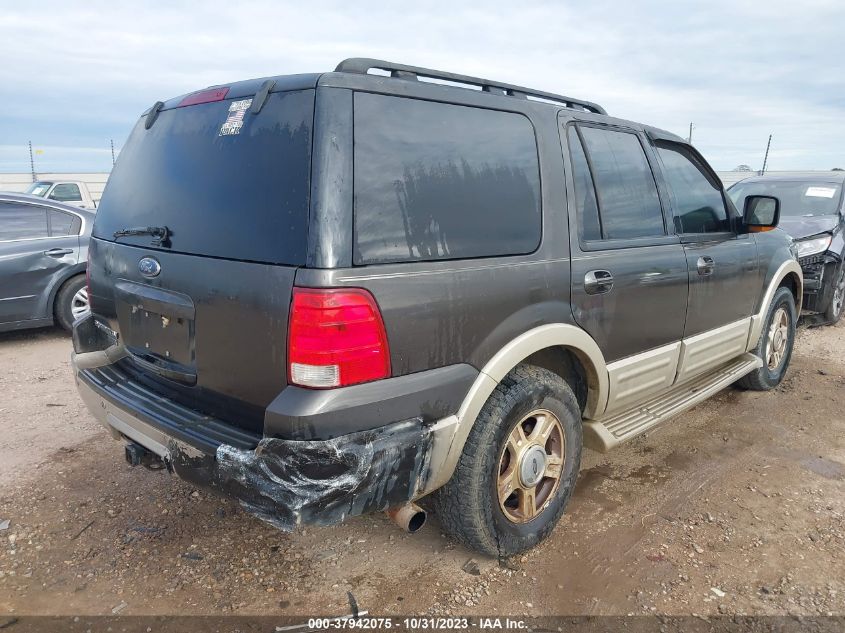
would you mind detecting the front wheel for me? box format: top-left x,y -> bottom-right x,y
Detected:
434,364 -> 582,557
823,266 -> 845,324
736,286 -> 796,391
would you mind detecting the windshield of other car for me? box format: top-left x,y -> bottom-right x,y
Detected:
25,182 -> 53,197
728,180 -> 842,217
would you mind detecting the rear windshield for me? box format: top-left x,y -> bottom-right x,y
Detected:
93,89 -> 314,265
728,180 -> 843,217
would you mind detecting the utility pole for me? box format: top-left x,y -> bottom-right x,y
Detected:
688,122 -> 694,144
28,141 -> 36,182
761,134 -> 773,175
110,139 -> 116,166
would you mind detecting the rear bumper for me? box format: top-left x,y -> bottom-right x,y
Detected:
71,314 -> 459,529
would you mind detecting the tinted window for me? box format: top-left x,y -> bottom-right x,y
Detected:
567,127 -> 601,241
729,180 -> 842,218
48,209 -> 79,236
50,183 -> 82,202
0,203 -> 49,240
93,90 -> 314,265
353,94 -> 541,264
657,143 -> 729,233
579,126 -> 664,240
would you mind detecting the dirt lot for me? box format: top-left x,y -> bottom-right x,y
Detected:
1,321 -> 844,619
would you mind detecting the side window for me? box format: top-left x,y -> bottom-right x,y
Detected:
567,127 -> 601,241
579,126 -> 665,240
353,93 -> 541,264
0,203 -> 49,240
49,183 -> 82,202
656,143 -> 729,234
48,209 -> 81,236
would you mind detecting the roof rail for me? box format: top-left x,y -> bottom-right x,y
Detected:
334,58 -> 607,115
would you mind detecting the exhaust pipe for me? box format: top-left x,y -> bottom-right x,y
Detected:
386,502 -> 426,533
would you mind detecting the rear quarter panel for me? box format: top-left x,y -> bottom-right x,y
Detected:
304,83 -> 574,377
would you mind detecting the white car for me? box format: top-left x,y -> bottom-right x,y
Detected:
25,180 -> 98,210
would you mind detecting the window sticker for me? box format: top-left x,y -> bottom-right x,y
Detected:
219,99 -> 253,136
805,186 -> 837,199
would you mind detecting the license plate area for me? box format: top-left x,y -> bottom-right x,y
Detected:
114,280 -> 196,384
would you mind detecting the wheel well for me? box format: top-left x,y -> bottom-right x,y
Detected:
778,272 -> 801,311
52,272 -> 86,319
522,346 -> 590,414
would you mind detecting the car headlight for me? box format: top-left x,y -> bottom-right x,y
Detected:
795,234 -> 832,258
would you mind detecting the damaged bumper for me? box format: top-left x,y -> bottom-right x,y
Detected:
799,253 -> 842,313
71,316 -> 457,530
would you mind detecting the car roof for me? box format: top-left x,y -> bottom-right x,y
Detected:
0,192 -> 96,220
151,59 -> 686,145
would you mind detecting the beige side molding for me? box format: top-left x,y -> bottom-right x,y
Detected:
422,323 -> 608,493
747,260 -> 803,351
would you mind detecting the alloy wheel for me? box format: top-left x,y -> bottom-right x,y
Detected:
831,270 -> 845,319
71,287 -> 90,321
766,307 -> 789,370
497,409 -> 565,524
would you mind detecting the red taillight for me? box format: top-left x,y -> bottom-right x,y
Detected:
178,87 -> 230,107
288,287 -> 390,389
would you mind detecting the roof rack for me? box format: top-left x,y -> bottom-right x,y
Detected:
334,58 -> 607,115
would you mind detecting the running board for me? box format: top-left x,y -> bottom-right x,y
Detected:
583,353 -> 763,452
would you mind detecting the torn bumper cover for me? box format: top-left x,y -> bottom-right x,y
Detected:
213,420 -> 433,530
71,316 -> 440,530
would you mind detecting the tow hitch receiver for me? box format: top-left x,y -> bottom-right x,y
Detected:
124,442 -> 166,470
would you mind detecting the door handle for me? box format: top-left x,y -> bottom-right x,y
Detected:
585,270 -> 614,295
697,256 -> 715,276
44,248 -> 73,257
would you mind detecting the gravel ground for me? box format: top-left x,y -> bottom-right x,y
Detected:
0,320 -> 843,618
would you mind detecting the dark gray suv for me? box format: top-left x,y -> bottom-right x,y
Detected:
71,59 -> 802,556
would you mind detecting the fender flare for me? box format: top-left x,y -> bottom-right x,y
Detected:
423,323 -> 608,493
747,259 -> 802,350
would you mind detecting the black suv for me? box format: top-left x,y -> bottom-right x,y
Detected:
729,174 -> 845,324
72,59 -> 801,556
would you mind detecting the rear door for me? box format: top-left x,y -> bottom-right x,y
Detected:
88,87 -> 315,434
651,140 -> 759,381
563,121 -> 689,413
0,201 -> 80,323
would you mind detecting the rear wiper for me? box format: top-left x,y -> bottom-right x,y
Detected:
113,225 -> 171,247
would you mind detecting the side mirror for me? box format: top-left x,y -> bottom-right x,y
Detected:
743,195 -> 780,232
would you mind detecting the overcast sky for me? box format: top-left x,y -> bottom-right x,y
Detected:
1,0 -> 843,173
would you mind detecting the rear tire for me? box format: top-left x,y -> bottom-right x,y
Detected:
54,275 -> 89,332
823,265 -> 845,324
434,364 -> 582,557
736,287 -> 796,391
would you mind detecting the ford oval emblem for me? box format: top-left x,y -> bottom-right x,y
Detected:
138,257 -> 161,278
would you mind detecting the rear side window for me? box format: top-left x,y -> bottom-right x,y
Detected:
578,126 -> 665,240
567,127 -> 601,241
656,143 -> 729,233
0,203 -> 49,241
48,209 -> 81,236
353,94 -> 541,265
93,90 -> 314,265
50,183 -> 82,202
